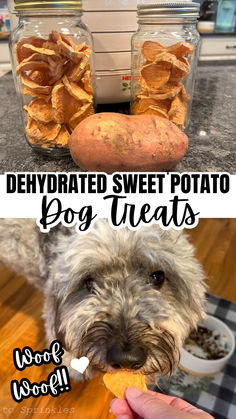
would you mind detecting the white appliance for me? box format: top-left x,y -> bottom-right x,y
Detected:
83,0 -> 138,104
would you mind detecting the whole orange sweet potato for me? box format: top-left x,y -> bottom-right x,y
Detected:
69,112 -> 188,173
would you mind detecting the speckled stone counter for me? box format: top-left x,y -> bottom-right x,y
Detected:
0,61 -> 235,174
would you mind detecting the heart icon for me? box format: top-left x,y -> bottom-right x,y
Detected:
70,357 -> 90,374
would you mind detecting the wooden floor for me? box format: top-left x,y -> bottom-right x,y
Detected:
0,219 -> 235,418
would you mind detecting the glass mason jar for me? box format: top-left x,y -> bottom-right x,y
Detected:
9,0 -> 95,156
131,1 -> 200,132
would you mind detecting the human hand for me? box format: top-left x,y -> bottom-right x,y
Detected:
110,386 -> 214,419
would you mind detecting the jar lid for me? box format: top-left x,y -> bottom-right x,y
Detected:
138,1 -> 200,18
14,0 -> 82,11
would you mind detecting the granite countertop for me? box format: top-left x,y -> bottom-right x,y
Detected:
0,61 -> 235,173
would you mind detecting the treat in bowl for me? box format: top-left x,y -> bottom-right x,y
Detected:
184,326 -> 229,360
180,315 -> 235,376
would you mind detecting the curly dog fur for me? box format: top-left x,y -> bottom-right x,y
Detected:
0,219 -> 206,384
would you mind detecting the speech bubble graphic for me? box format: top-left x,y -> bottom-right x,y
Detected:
70,357 -> 90,374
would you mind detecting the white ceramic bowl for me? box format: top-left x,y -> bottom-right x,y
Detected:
95,70 -> 131,104
179,315 -> 235,376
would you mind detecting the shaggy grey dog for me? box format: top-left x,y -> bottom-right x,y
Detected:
0,219 -> 206,384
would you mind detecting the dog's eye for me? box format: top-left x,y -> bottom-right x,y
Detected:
149,271 -> 165,289
85,277 -> 96,293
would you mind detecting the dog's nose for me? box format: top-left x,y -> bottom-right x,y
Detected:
107,343 -> 147,370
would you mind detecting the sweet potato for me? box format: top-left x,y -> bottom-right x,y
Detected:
103,371 -> 147,398
69,112 -> 188,173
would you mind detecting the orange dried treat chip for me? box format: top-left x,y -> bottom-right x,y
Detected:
57,36 -> 84,63
21,74 -> 52,95
69,103 -> 94,130
66,53 -> 90,82
103,371 -> 147,399
24,98 -> 53,124
133,98 -> 170,115
16,30 -> 94,147
16,60 -> 50,75
180,85 -> 190,102
167,41 -> 194,58
21,43 -> 56,57
23,86 -> 51,101
142,40 -> 165,61
81,66 -> 93,94
42,41 -> 60,53
26,118 -> 61,142
147,82 -> 183,100
63,76 -> 93,103
52,83 -> 81,124
49,30 -> 61,43
154,52 -> 189,78
16,36 -> 46,63
133,40 -> 193,129
17,52 -> 51,65
141,107 -> 168,118
141,62 -> 171,90
168,95 -> 187,129
132,97 -> 160,114
28,69 -> 50,85
55,124 -> 70,147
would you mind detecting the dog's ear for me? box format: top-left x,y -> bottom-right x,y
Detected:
0,219 -> 48,291
170,231 -> 207,327
43,294 -> 68,352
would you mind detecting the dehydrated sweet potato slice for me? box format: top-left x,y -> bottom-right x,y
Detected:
63,75 -> 93,103
142,107 -> 169,118
23,86 -> 51,101
52,83 -> 82,124
167,41 -> 194,58
132,98 -> 170,115
16,60 -> 50,75
16,36 -> 46,63
147,82 -> 183,100
29,69 -> 50,85
55,124 -> 70,147
168,95 -> 187,128
49,30 -> 61,43
69,103 -> 94,130
133,98 -> 160,114
81,66 -> 93,94
103,371 -> 147,399
179,56 -> 190,66
57,37 -> 84,63
66,53 -> 90,82
142,40 -> 165,61
21,74 -> 52,95
21,43 -> 56,57
180,84 -> 190,102
141,62 -> 171,90
42,41 -> 60,53
26,117 -> 61,141
24,98 -> 53,124
154,52 -> 189,79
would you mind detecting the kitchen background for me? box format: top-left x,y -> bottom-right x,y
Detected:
0,0 -> 236,80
